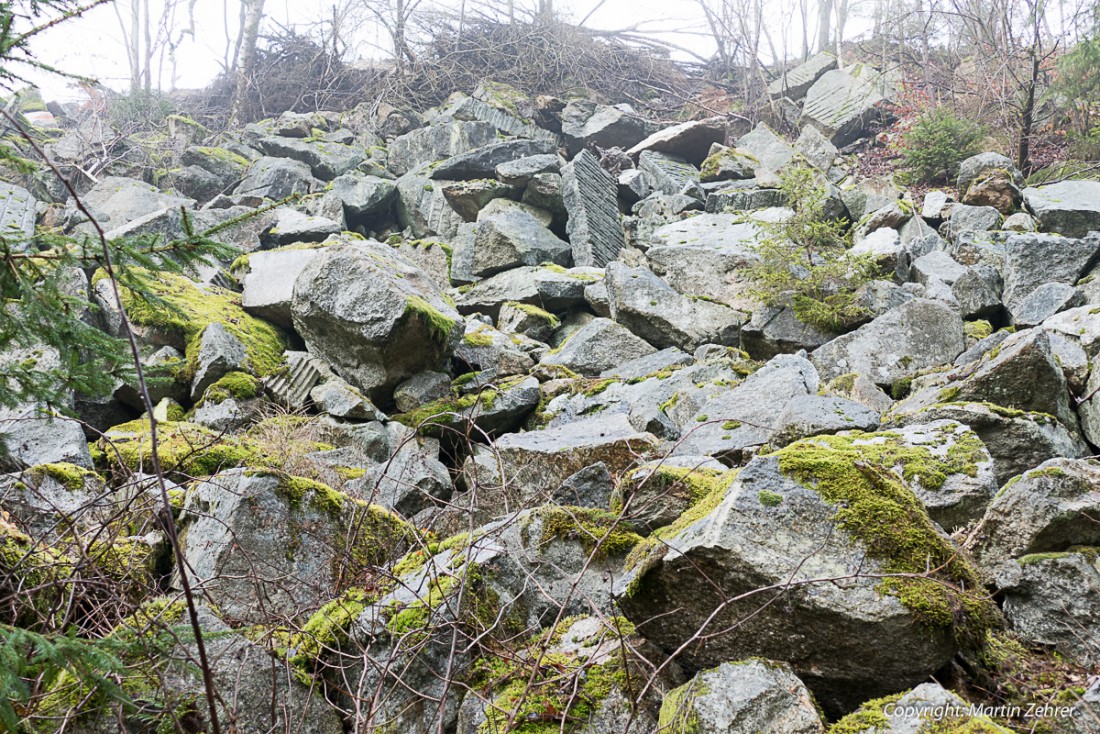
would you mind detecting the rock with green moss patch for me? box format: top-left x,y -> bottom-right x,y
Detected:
0,463 -> 105,538
458,414 -> 658,525
540,317 -> 656,376
394,374 -> 541,440
239,245 -> 328,327
454,264 -> 601,319
699,145 -> 758,182
829,683 -> 1012,733
998,548 -> 1100,666
658,659 -> 823,734
291,239 -> 463,404
968,458 -> 1100,581
310,376 -> 386,421
0,403 -> 93,471
459,615 -> 673,734
178,468 -> 416,622
617,437 -> 995,715
457,322 -> 537,375
498,300 -> 561,342
614,459 -> 737,532
236,155 -> 317,199
771,394 -> 881,448
345,422 -> 451,517
256,134 -> 366,181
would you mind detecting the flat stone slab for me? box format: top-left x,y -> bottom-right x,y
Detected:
768,51 -> 838,100
562,149 -> 625,267
800,65 -> 894,146
0,182 -> 35,242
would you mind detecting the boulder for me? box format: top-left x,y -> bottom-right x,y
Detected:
470,209 -> 571,276
190,322 -> 248,401
178,469 -> 415,622
74,176 -> 194,230
291,239 -> 464,403
347,423 -> 451,517
0,405 -> 93,471
658,660 -> 824,734
561,100 -> 655,150
1023,180 -> 1100,237
998,549 -> 1100,666
393,371 -> 452,413
454,264 -> 600,319
638,150 -> 702,198
962,168 -> 1021,213
969,458 -> 1100,580
770,394 -> 881,447
495,153 -> 561,186
330,171 -> 397,219
831,683 -> 1012,733
385,120 -> 497,176
617,436 -> 993,714
1002,232 -> 1100,320
698,145 -> 757,182
740,304 -> 836,359
626,117 -> 726,166
256,135 -> 365,180
430,139 -> 557,180
266,206 -> 342,245
540,317 -> 656,376
0,182 -> 36,242
810,299 -> 965,386
735,123 -> 796,173
235,156 -> 316,200
561,150 -> 626,267
800,66 -> 894,146
605,262 -> 746,351
957,152 -> 1024,195
239,245 -> 327,327
767,51 -> 838,100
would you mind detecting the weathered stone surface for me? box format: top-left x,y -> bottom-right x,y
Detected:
239,246 -> 326,328
495,153 -> 561,186
178,469 -> 412,622
454,264 -> 600,318
796,124 -> 839,171
455,322 -> 536,375
430,139 -> 556,180
330,171 -> 397,218
740,304 -> 835,360
1002,232 -> 1100,319
1023,180 -> 1100,237
617,437 -> 988,714
561,150 -> 625,267
291,239 -> 464,403
393,371 -> 452,413
540,317 -> 656,376
442,93 -> 557,143
386,120 -> 498,176
970,458 -> 1100,580
0,463 -> 107,539
310,376 -> 385,421
638,150 -> 701,198
235,156 -> 316,200
470,209 -> 571,276
735,123 -> 796,173
627,117 -> 726,165
698,145 -> 757,182
0,182 -> 36,242
256,135 -> 365,180
962,168 -> 1021,213
831,683 -> 1011,733
190,322 -> 248,401
561,100 -> 655,150
771,394 -> 881,447
1013,282 -> 1084,328
999,550 -> 1100,666
659,659 -> 824,734
957,152 -> 1024,195
0,406 -> 92,471
674,353 -> 818,462
605,262 -> 746,351
347,423 -> 451,516
811,299 -> 965,385
395,163 -> 465,240
800,66 -> 894,146
74,176 -> 194,230
768,51 -> 838,100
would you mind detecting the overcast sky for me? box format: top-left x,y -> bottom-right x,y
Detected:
26,0 -> 723,101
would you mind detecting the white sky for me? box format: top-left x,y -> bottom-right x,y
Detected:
25,0 -> 727,101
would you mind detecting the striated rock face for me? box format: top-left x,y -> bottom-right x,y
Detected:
291,238 -> 464,404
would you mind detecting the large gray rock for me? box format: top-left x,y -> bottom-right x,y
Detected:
395,164 -> 465,240
454,264 -> 600,319
385,120 -> 498,176
74,176 -> 194,230
495,153 -> 561,186
190,322 -> 248,401
178,469 -> 413,622
470,209 -> 571,276
800,66 -> 894,146
999,550 -> 1100,666
256,135 -> 365,180
627,117 -> 726,165
768,51 -> 838,100
0,405 -> 92,471
659,660 -> 823,734
811,299 -> 965,385
442,92 -> 557,142
969,458 -> 1100,580
235,156 -> 316,200
638,150 -> 702,198
0,182 -> 36,242
266,206 -> 342,245
561,100 -> 655,150
1002,232 -> 1100,319
735,123 -> 797,173
1024,180 -> 1100,237
888,402 -> 1088,488
330,171 -> 397,219
239,245 -> 326,327
562,150 -> 626,267
540,317 -> 656,376
673,353 -> 818,462
831,683 -> 1012,733
605,262 -> 746,351
740,304 -> 836,359
957,151 -> 1024,196
291,239 -> 464,403
430,139 -> 557,180
0,463 -> 106,540
617,437 -> 991,714
1013,282 -> 1084,328
347,423 -> 451,517
771,394 -> 881,447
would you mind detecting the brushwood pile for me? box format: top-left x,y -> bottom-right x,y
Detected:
3,66 -> 1100,733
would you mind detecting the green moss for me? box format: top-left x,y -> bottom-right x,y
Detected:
256,470 -> 347,517
405,295 -> 457,346
505,301 -> 561,328
191,145 -> 250,169
964,320 -> 994,340
463,330 -> 496,347
290,588 -> 372,684
775,435 -> 994,643
939,386 -> 962,402
659,393 -> 681,412
757,489 -> 784,507
657,678 -> 707,733
827,693 -> 904,733
113,269 -> 288,380
200,371 -> 261,404
533,506 -> 643,558
27,463 -> 97,491
1017,546 -> 1097,566
891,376 -> 913,400
581,378 -> 616,397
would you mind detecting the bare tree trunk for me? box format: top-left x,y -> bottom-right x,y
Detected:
130,0 -> 141,90
230,0 -> 265,125
817,0 -> 833,52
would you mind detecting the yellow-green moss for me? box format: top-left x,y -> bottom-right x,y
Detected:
964,320 -> 994,340
657,677 -> 707,733
405,295 -> 457,346
757,489 -> 784,507
200,371 -> 261,404
112,269 -> 288,381
531,506 -> 643,558
289,587 -> 372,684
827,693 -> 904,733
775,435 -> 994,643
505,301 -> 561,328
463,330 -> 496,347
27,463 -> 97,491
